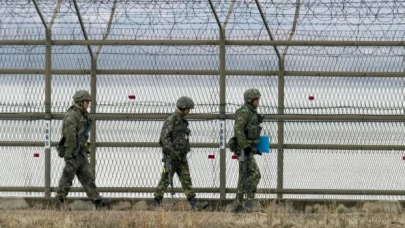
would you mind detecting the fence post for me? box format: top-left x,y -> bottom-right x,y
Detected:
219,29 -> 227,200
277,57 -> 285,199
44,28 -> 52,197
90,58 -> 97,176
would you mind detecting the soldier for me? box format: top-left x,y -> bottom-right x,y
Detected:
231,88 -> 263,213
55,90 -> 110,210
153,96 -> 209,211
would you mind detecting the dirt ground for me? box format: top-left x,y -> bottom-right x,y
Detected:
0,208 -> 405,228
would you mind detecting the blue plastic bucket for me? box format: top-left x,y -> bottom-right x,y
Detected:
255,135 -> 270,153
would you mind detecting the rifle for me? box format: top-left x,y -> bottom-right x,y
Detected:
73,118 -> 93,157
163,153 -> 175,206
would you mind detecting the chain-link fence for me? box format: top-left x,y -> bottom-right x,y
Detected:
0,1 -> 404,200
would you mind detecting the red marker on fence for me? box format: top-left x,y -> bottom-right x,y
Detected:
34,153 -> 40,157
208,154 -> 215,159
232,155 -> 238,160
309,95 -> 314,100
128,95 -> 136,100
402,156 -> 405,161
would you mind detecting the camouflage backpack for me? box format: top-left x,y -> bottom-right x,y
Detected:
228,107 -> 253,153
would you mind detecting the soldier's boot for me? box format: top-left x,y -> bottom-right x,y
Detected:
231,202 -> 244,213
231,193 -> 244,213
188,196 -> 209,211
153,198 -> 162,210
94,198 -> 111,210
243,200 -> 258,213
55,198 -> 68,211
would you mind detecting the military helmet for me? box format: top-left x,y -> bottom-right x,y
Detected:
176,96 -> 195,109
244,88 -> 261,103
72,90 -> 91,102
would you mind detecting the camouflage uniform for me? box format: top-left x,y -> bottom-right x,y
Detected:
232,89 -> 263,212
154,111 -> 195,200
154,96 -> 208,210
56,90 -> 108,209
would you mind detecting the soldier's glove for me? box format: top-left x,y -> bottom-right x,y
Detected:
258,114 -> 264,124
244,147 -> 253,156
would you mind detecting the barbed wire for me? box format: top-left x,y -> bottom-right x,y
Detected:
0,1 -> 404,96
1,1 -> 405,37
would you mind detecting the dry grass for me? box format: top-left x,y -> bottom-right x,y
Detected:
1,203 -> 405,228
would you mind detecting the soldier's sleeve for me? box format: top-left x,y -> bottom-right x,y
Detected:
234,110 -> 249,149
160,116 -> 175,152
63,111 -> 78,156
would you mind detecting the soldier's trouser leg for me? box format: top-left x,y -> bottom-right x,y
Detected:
56,158 -> 78,200
176,160 -> 195,200
76,155 -> 102,202
235,159 -> 245,204
154,166 -> 171,200
235,154 -> 261,201
247,155 -> 261,200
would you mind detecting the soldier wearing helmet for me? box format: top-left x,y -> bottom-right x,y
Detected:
56,90 -> 110,210
153,96 -> 208,211
231,88 -> 263,213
